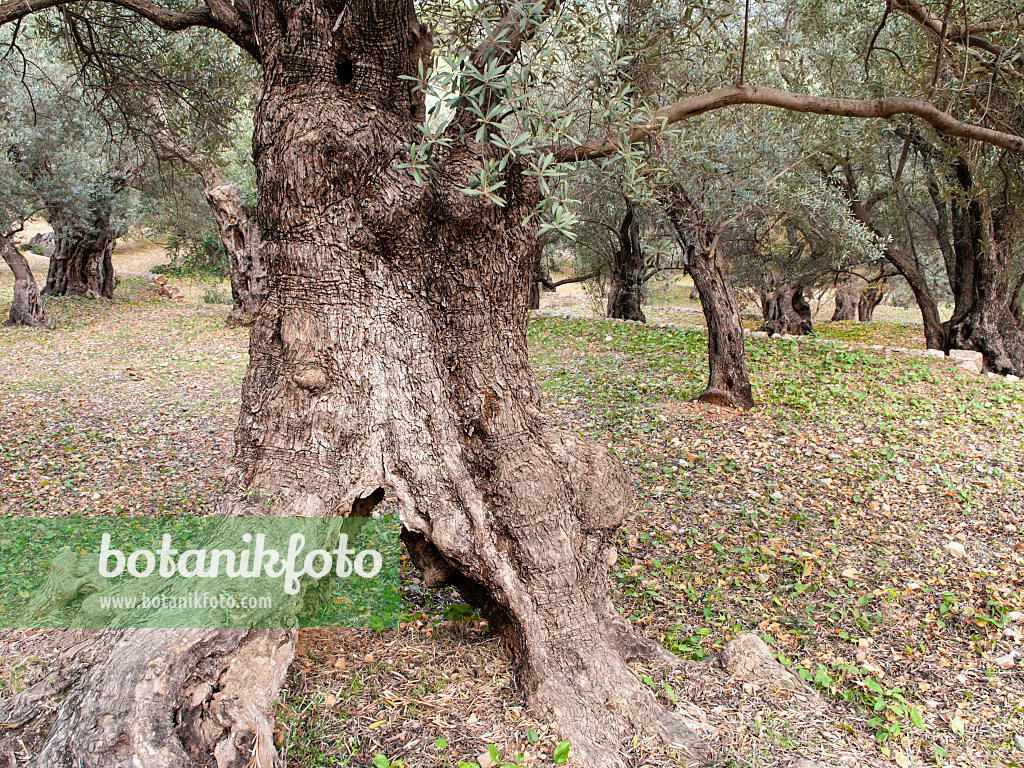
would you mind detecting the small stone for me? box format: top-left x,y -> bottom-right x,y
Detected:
604,547 -> 618,567
992,653 -> 1016,669
91,492 -> 101,501
1007,374 -> 1021,382
949,349 -> 983,364
1013,733 -> 1024,751
958,359 -> 983,374
750,330 -> 768,339
924,349 -> 945,358
944,541 -> 967,558
828,453 -> 840,460
478,751 -> 497,768
604,335 -> 613,342
1005,611 -> 1023,623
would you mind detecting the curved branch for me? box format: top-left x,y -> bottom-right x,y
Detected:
551,83 -> 1024,162
0,0 -> 258,59
891,0 -> 1018,57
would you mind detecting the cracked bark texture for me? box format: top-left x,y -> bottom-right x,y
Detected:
759,283 -> 812,336
943,158 -> 1024,374
2,237 -> 47,326
218,4 -> 704,761
606,204 -> 648,322
665,185 -> 754,410
41,179 -> 126,301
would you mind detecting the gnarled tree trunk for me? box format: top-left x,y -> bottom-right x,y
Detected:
2,3 -> 707,767
2,238 -> 47,327
204,179 -> 266,327
665,184 -> 754,409
831,278 -> 862,321
859,280 -> 885,321
43,218 -> 117,299
760,283 -> 812,336
606,204 -> 647,322
943,159 -> 1024,374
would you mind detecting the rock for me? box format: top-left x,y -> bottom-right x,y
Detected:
992,652 -> 1017,669
1014,733 -> 1024,751
793,761 -> 831,768
1005,611 -> 1022,623
1007,374 -> 1021,382
604,335 -> 613,342
924,349 -> 946,358
750,330 -> 768,339
949,349 -> 983,364
944,541 -> 967,558
958,359 -> 983,375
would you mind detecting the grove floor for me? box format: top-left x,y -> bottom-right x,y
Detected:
0,266 -> 1021,768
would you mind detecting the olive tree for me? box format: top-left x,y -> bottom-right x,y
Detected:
1,1 -> 1023,766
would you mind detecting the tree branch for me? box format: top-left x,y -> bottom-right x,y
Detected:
0,0 -> 258,58
453,0 -> 557,129
551,83 -> 1024,162
891,0 -> 1018,57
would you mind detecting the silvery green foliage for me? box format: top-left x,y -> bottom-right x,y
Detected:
0,34 -> 135,240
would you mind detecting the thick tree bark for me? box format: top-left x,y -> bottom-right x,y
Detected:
665,185 -> 754,409
606,204 -> 647,322
831,278 -> 862,321
859,281 -> 885,321
1,3 -> 708,767
2,238 -> 47,327
43,218 -> 117,299
942,158 -> 1024,374
204,179 -> 266,326
759,283 -> 813,335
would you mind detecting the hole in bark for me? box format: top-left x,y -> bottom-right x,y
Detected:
351,487 -> 385,515
337,58 -> 354,86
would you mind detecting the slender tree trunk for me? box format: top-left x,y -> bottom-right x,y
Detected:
759,283 -> 812,335
203,178 -> 266,326
835,163 -> 946,348
147,99 -> 267,326
2,238 -> 47,327
943,159 -> 1024,374
3,4 -> 707,767
606,205 -> 647,322
665,185 -> 754,409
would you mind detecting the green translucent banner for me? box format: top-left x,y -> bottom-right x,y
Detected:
0,515 -> 400,629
